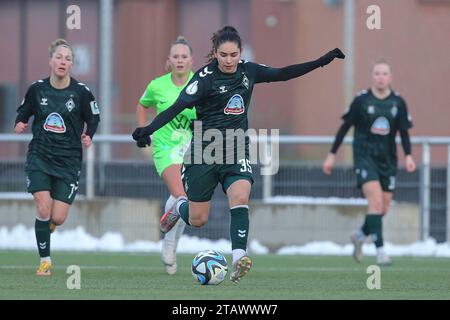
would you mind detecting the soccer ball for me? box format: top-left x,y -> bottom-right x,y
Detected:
191,250 -> 228,285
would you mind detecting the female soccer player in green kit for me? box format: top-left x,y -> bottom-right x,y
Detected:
15,39 -> 100,275
323,60 -> 416,265
135,37 -> 197,275
133,26 -> 344,283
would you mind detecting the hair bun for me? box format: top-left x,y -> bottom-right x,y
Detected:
221,26 -> 238,33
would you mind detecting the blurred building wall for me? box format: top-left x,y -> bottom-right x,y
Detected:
353,0 -> 450,164
1,0 -> 450,162
115,0 -> 177,134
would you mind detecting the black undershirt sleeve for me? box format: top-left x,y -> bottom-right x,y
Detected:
15,87 -> 34,125
141,98 -> 188,136
330,121 -> 352,154
400,128 -> 412,155
254,59 -> 323,83
85,119 -> 99,139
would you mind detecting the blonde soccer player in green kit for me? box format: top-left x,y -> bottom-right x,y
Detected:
135,36 -> 197,275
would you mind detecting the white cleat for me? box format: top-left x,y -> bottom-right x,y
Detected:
161,239 -> 177,275
161,219 -> 186,275
377,252 -> 392,266
164,263 -> 177,275
350,232 -> 364,263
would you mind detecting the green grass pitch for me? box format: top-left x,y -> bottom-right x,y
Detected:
1,250 -> 449,300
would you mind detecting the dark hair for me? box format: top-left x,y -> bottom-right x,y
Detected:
206,26 -> 242,62
170,35 -> 193,55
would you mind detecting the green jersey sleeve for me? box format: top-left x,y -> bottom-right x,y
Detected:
139,81 -> 157,108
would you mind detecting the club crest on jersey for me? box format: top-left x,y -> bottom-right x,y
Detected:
367,105 -> 375,114
242,74 -> 249,89
43,112 -> 66,133
391,104 -> 398,117
186,80 -> 198,95
66,98 -> 75,112
224,94 -> 244,115
371,117 -> 390,135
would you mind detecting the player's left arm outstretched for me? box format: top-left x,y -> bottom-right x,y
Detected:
253,48 -> 345,84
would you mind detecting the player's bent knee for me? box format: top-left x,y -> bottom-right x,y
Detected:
230,195 -> 249,207
51,216 -> 66,225
190,217 -> 208,227
36,204 -> 51,219
368,200 -> 383,213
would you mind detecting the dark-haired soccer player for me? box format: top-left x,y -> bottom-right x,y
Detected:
133,25 -> 344,282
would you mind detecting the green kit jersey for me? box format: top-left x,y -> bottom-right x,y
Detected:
139,72 -> 197,152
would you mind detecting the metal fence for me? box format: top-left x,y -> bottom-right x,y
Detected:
0,134 -> 449,243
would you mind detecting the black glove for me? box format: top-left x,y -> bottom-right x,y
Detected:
136,135 -> 151,148
319,48 -> 345,67
133,127 -> 151,148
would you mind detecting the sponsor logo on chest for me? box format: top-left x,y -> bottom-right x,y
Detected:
43,112 -> 66,133
224,94 -> 245,115
371,117 -> 390,135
